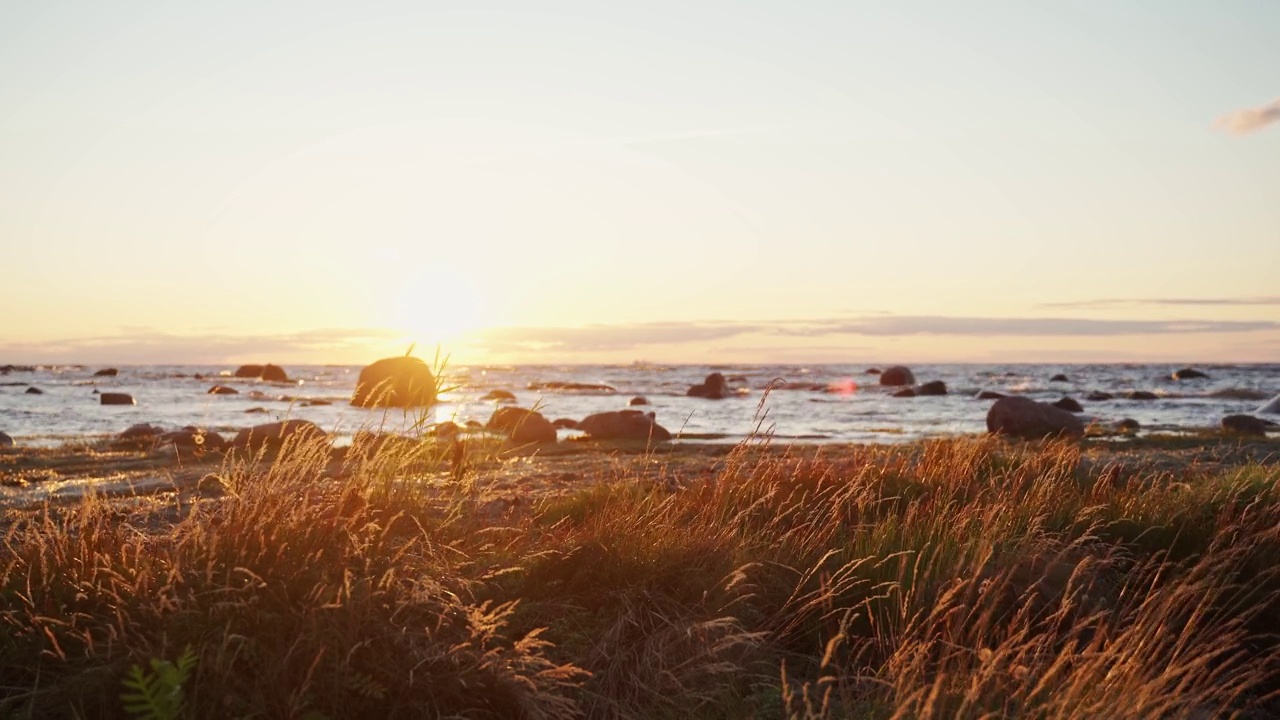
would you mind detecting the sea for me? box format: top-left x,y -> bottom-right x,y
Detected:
1,363 -> 1277,448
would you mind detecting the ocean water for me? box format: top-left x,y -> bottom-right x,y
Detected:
1,363 -> 1277,448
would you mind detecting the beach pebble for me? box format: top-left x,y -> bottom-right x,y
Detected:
1221,415 -> 1276,437
1172,367 -> 1208,380
487,407 -> 557,444
577,410 -> 672,442
879,366 -> 916,387
93,368 -> 118,377
351,356 -> 437,409
100,392 -> 135,405
987,396 -> 1085,440
0,431 -> 13,448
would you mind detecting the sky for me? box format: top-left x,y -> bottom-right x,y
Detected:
2,0 -> 1278,365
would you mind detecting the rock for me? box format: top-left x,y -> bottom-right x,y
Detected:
24,387 -> 43,395
915,380 -> 947,396
430,421 -> 460,439
1221,415 -> 1277,437
244,407 -> 268,414
480,390 -> 517,403
100,393 -> 135,406
93,368 -> 118,377
157,428 -> 228,454
120,423 -> 164,441
879,366 -> 915,387
687,372 -> 730,399
1086,391 -> 1114,401
234,364 -> 264,379
865,368 -> 882,375
302,399 -> 332,407
1172,368 -> 1208,380
1125,391 -> 1158,400
986,396 -> 1085,440
487,407 -> 557,445
552,418 -> 579,430
628,396 -> 649,406
261,364 -> 289,383
892,388 -> 917,398
233,419 -> 326,453
1257,394 -> 1280,414
1050,374 -> 1069,383
578,410 -> 672,442
0,431 -> 13,448
976,391 -> 1006,400
351,356 -> 437,408
1052,397 -> 1084,413
1116,418 -> 1141,433
207,385 -> 239,395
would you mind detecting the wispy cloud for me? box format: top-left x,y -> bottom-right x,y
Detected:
1038,297 -> 1280,310
1215,98 -> 1280,135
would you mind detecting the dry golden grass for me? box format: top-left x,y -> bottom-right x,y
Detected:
2,432 -> 1279,718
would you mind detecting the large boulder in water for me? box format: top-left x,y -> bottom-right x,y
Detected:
1172,368 -> 1208,381
351,357 -> 438,409
261,364 -> 289,383
578,410 -> 672,442
234,364 -> 264,379
687,372 -> 730,399
1258,394 -> 1280,415
487,407 -> 557,445
93,368 -> 118,377
101,392 -> 135,406
987,397 -> 1084,440
915,380 -> 947,396
878,366 -> 915,387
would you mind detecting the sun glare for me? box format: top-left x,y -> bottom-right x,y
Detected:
388,269 -> 489,349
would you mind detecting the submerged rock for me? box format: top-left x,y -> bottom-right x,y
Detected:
480,389 -> 517,403
976,390 -> 1006,400
24,387 -> 43,395
628,396 -> 649,406
1052,397 -> 1084,413
207,385 -> 239,395
987,397 -> 1085,440
93,368 -> 118,377
1086,391 -> 1114,401
351,356 -> 437,409
915,380 -> 947,396
892,388 -> 916,398
100,392 -> 135,406
1050,374 -> 1069,383
487,407 -> 557,445
878,366 -> 915,387
1172,367 -> 1209,380
1125,391 -> 1158,401
526,381 -> 617,393
578,410 -> 672,442
687,372 -> 730,399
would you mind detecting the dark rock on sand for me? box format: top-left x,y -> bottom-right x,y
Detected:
234,364 -> 264,379
578,410 -> 672,442
208,385 -> 239,395
976,390 -> 1006,400
0,431 -> 13,448
1221,415 -> 1277,437
879,366 -> 915,387
629,396 -> 649,406
916,380 -> 947,396
1086,391 -> 1114,401
892,388 -> 916,398
487,407 -> 557,445
987,396 -> 1085,440
233,419 -> 326,453
1050,374 -> 1069,383
261,364 -> 289,383
552,418 -> 579,430
688,372 -> 730,399
101,393 -> 135,406
24,387 -> 43,395
481,389 -> 517,403
351,356 -> 437,408
1116,418 -> 1141,433
1172,368 -> 1209,380
1126,391 -> 1158,401
93,368 -> 119,377
1052,397 -> 1084,413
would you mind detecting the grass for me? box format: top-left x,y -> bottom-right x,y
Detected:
2,431 -> 1280,718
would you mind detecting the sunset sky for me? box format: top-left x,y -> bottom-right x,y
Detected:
2,1 -> 1278,365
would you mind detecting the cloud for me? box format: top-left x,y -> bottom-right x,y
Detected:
1039,297 -> 1280,310
1215,98 -> 1280,135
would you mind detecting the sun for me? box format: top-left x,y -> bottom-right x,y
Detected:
388,268 -> 489,348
